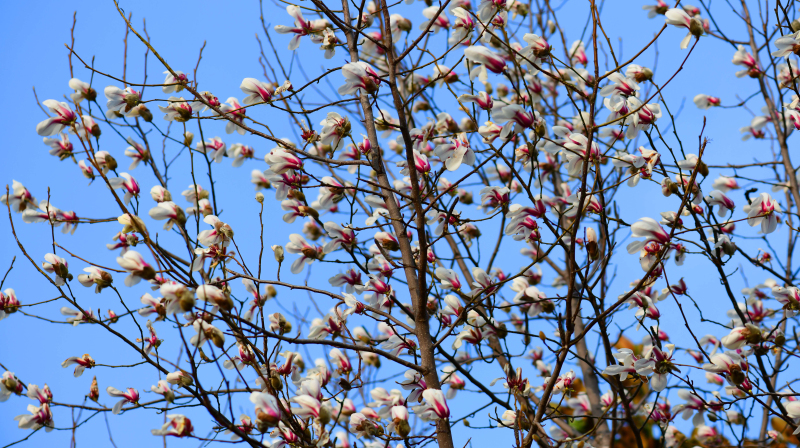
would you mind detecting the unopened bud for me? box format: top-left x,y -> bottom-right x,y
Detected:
689,18 -> 704,37
183,132 -> 194,147
138,106 -> 153,123
792,20 -> 800,32
256,192 -> 264,203
266,285 -> 277,298
271,245 -> 285,263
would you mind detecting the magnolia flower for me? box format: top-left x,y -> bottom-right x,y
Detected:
1,371 -> 23,401
772,31 -> 800,58
1,180 -> 37,213
320,112 -> 351,152
14,403 -> 54,431
68,78 -> 97,103
61,306 -> 95,325
705,190 -> 735,216
286,234 -> 323,274
742,192 -> 780,234
693,94 -> 721,109
664,8 -> 704,49
434,136 -> 475,173
464,46 -> 506,81
36,100 -> 77,136
219,97 -> 247,135
108,173 -> 140,204
266,145 -> 303,174
251,392 -> 282,428
152,414 -> 193,437
104,86 -> 142,114
338,62 -> 381,96
412,389 -> 450,420
626,217 -> 671,255
274,5 -> 330,51
198,215 -> 233,247
107,386 -> 139,414
196,137 -> 226,164
117,250 -> 156,286
435,267 -> 461,290
158,96 -> 201,122
61,354 -> 95,377
240,78 -> 274,105
42,253 -> 70,286
721,324 -> 762,349
148,201 -> 186,231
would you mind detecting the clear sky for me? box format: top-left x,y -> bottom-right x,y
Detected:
0,0 -> 785,447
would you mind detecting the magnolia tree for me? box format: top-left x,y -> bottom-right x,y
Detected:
4,0 -> 800,447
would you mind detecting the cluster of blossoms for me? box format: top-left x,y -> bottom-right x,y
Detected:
6,1 -> 800,447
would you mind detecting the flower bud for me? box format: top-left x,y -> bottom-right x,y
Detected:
179,294 -> 196,312
266,285 -> 277,298
585,227 -> 599,261
271,245 -> 285,263
396,17 -> 412,32
792,19 -> 800,32
396,419 -> 411,437
105,154 -> 119,172
689,18 -> 704,37
256,192 -> 264,203
87,376 -> 99,402
138,106 -> 153,123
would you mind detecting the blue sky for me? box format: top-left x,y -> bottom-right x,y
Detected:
0,0 -> 790,446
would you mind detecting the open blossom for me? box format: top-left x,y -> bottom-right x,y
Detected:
2,180 -> 37,213
151,414 -> 193,437
219,97 -> 247,135
274,5 -> 329,51
435,267 -> 461,290
104,86 -> 142,114
434,133 -> 475,171
198,215 -> 233,247
338,62 -> 381,96
43,133 -> 73,160
320,112 -> 351,152
107,386 -> 140,414
240,77 -> 274,105
158,96 -> 201,122
117,250 -> 156,286
412,389 -> 450,421
772,30 -> 800,58
15,403 -> 54,432
286,234 -> 324,274
742,192 -> 781,234
42,253 -> 70,285
693,94 -> 720,109
36,100 -> 77,136
664,8 -> 704,49
108,173 -> 140,204
464,46 -> 507,81
61,354 -> 95,377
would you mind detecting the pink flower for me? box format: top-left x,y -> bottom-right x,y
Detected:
14,402 -> 54,431
104,86 -> 142,114
771,30 -> 800,58
219,97 -> 247,135
108,173 -> 141,204
664,8 -> 703,49
413,389 -> 450,420
329,269 -> 362,294
158,96 -> 201,122
338,62 -> 381,96
626,217 -> 671,254
464,46 -> 507,81
285,234 -> 323,274
152,415 -> 193,437
162,70 -> 188,94
323,222 -> 357,253
266,146 -> 303,174
435,267 -> 462,290
742,192 -> 781,234
693,94 -> 721,109
61,354 -> 95,377
250,392 -> 283,427
705,190 -> 735,216
458,91 -> 493,110
117,250 -> 156,286
69,78 -> 97,103
240,77 -> 274,105
42,253 -> 70,286
274,5 -> 330,51
43,133 -> 74,160
107,386 -> 140,414
36,100 -> 77,136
